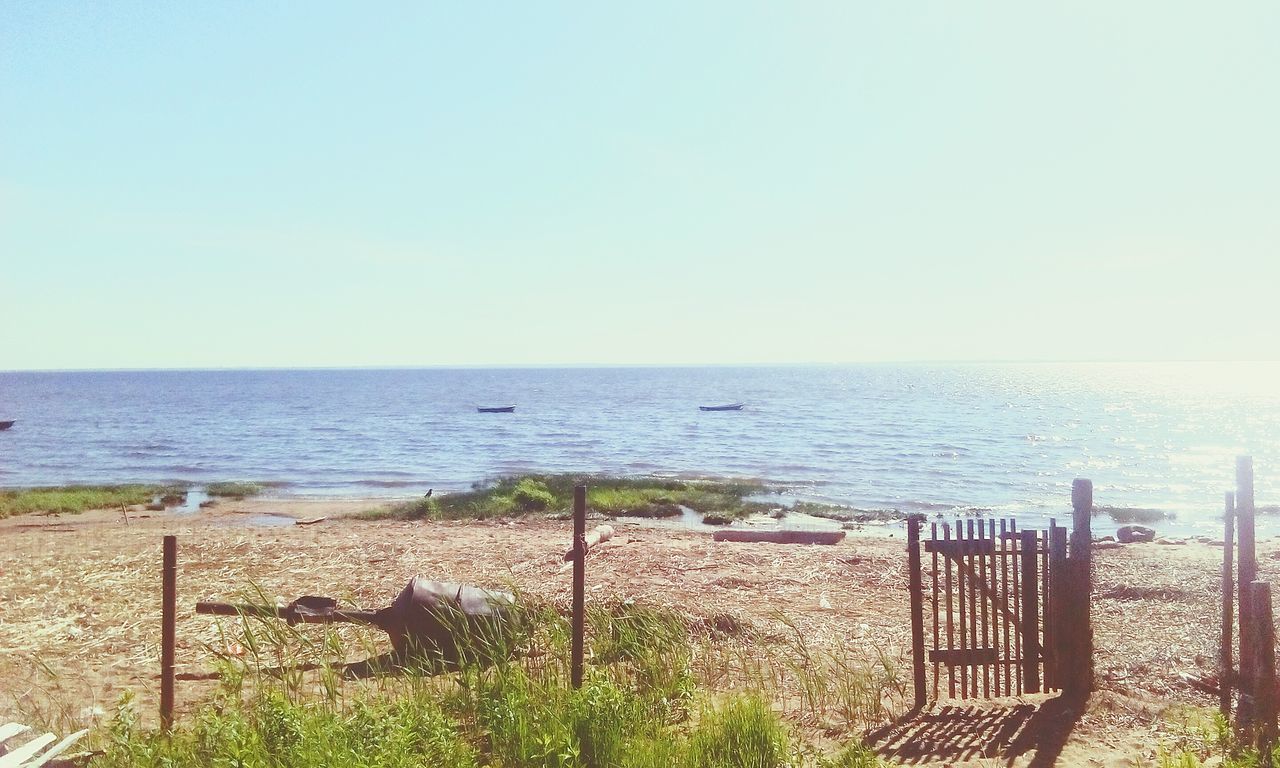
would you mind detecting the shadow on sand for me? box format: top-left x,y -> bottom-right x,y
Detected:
866,694 -> 1086,766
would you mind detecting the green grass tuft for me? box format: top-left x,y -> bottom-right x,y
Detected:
0,484 -> 170,518
204,481 -> 266,499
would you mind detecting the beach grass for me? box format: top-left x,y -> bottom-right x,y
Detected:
204,481 -> 267,499
90,596 -> 890,768
0,484 -> 179,518
369,475 -> 776,523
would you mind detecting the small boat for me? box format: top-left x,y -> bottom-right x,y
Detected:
699,403 -> 744,412
0,420 -> 14,430
477,405 -> 515,413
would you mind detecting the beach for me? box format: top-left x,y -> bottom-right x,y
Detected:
0,496 -> 1248,766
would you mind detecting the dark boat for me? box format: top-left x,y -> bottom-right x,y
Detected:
477,405 -> 515,413
0,420 -> 13,430
699,403 -> 744,412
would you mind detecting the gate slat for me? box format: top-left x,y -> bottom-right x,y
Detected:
1011,519 -> 1022,695
957,522 -> 968,699
967,519 -> 979,698
931,522 -> 940,700
944,522 -> 955,698
980,519 -> 991,698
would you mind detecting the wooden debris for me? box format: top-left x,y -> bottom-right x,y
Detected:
712,529 -> 846,545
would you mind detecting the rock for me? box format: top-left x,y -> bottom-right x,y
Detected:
1156,537 -> 1187,545
1117,525 -> 1156,544
1093,541 -> 1124,550
145,502 -> 165,511
1095,535 -> 1116,543
199,500 -> 218,509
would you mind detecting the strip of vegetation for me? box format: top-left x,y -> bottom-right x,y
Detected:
92,598 -> 887,768
790,502 -> 906,524
0,484 -> 185,518
1094,505 -> 1173,523
371,475 -> 776,523
204,481 -> 267,499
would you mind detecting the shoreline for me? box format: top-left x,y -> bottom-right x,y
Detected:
0,495 -> 1249,766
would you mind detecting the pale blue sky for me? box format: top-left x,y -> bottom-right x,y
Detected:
2,2 -> 1277,369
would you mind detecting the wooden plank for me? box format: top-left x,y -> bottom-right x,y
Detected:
1011,519 -> 1022,695
1238,457 -> 1257,727
944,522 -> 956,698
931,522 -> 941,700
979,519 -> 991,698
0,733 -> 56,768
25,729 -> 88,768
967,520 -> 978,698
908,515 -> 927,709
712,529 -> 846,545
1000,518 -> 1011,696
0,723 -> 30,744
1223,491 -> 1236,718
1068,477 -> 1095,698
925,539 -> 996,556
161,535 -> 176,732
929,648 -> 1000,666
1048,524 -> 1068,691
1249,581 -> 1276,761
958,522 -> 969,698
1020,529 -> 1040,694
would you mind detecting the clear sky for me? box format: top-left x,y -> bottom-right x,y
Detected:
2,2 -> 1277,370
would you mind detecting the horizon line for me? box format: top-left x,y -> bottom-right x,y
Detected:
4,358 -> 1280,374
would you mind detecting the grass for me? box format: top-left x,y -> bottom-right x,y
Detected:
0,484 -> 183,518
1094,505 -> 1173,524
204,481 -> 267,499
369,475 -> 780,523
90,596 -> 893,768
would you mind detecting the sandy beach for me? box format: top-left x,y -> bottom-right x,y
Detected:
0,497 -> 1252,766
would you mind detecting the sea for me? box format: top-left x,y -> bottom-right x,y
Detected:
2,363 -> 1279,537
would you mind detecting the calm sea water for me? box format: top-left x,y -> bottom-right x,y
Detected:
2,364 -> 1279,533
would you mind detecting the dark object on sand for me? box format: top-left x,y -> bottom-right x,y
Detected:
713,528 -> 845,545
0,420 -> 14,430
196,577 -> 517,662
477,405 -> 515,413
1116,524 -> 1156,543
699,403 -> 744,412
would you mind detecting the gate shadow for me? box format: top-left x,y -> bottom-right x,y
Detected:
866,695 -> 1084,766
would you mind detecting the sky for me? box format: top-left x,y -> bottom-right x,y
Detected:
2,2 -> 1278,370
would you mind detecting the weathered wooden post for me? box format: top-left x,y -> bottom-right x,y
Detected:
1047,523 -> 1068,691
1065,478 -> 1094,698
571,485 -> 587,689
1249,581 -> 1276,765
1223,491 -> 1237,717
907,514 -> 927,709
1019,529 -> 1040,694
1239,457 -> 1258,728
161,535 -> 177,732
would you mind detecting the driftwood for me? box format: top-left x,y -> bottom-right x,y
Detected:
712,529 -> 845,545
563,525 -> 614,561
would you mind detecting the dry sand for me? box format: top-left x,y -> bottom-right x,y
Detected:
0,498 -> 1260,766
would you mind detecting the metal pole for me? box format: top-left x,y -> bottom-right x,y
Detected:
571,485 -> 586,689
161,535 -> 177,732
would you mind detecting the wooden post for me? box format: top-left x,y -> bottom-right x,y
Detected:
907,515 -> 927,709
1065,477 -> 1094,698
1250,582 -> 1276,764
1047,524 -> 1068,691
1240,457 -> 1258,728
1020,529 -> 1040,694
1223,492 -> 1237,718
161,535 -> 177,732
571,485 -> 586,689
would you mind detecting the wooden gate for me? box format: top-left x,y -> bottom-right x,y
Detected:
906,481 -> 1095,706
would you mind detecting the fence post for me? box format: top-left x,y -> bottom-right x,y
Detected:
1019,529 -> 1040,694
1250,582 -> 1276,765
571,485 -> 587,689
1239,457 -> 1258,729
1064,478 -> 1094,698
907,515 -> 927,709
1223,492 -> 1237,718
1047,524 -> 1068,691
161,535 -> 177,732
